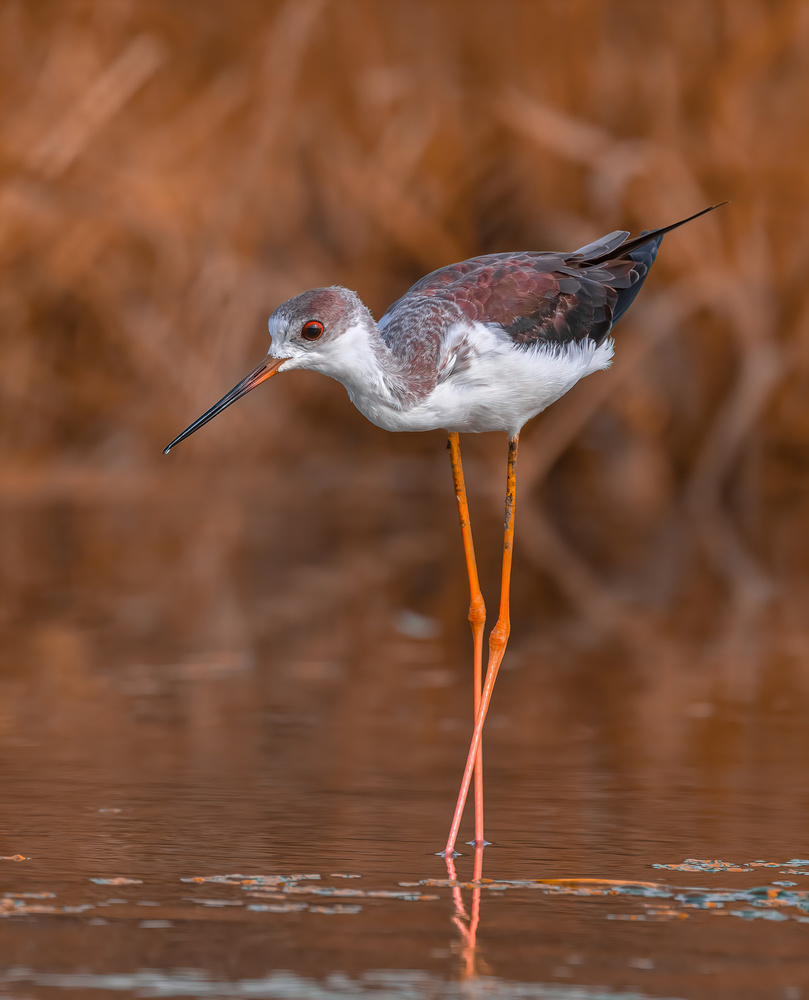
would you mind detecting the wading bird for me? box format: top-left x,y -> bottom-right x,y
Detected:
165,204 -> 723,857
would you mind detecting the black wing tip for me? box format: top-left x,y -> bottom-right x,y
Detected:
643,200 -> 730,235
678,200 -> 730,224
586,201 -> 729,267
656,200 -> 730,227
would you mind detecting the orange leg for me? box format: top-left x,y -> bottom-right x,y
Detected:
448,432 -> 486,848
443,434 -> 519,857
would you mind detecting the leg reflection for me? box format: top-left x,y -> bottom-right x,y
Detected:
445,840 -> 485,979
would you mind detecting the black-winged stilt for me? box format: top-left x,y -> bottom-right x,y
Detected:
165,203 -> 724,857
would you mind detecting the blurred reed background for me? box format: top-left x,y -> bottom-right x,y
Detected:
1,0 -> 808,735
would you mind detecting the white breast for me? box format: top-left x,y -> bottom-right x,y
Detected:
356,327 -> 615,437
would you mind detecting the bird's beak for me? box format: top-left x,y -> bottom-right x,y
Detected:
163,356 -> 287,454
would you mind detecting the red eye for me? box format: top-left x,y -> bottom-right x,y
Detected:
301,320 -> 324,341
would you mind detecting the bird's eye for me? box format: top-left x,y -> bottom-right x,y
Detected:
301,320 -> 324,341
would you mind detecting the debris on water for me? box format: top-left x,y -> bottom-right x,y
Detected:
90,877 -> 143,885
182,875 -> 266,886
182,873 -> 319,886
645,908 -> 689,920
11,865 -> 808,928
417,876 -> 667,895
654,858 -> 809,875
243,882 -> 438,903
246,902 -> 308,913
395,870 -> 809,925
309,904 -> 362,915
3,892 -> 54,899
1,899 -> 59,916
281,886 -> 366,897
652,859 -> 753,872
778,861 -> 809,874
139,919 -> 173,928
730,909 -> 790,921
284,884 -> 332,895
186,898 -> 244,907
366,890 -> 439,901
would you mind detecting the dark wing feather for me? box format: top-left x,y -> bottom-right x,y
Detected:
382,204 -> 726,352
387,252 -> 629,350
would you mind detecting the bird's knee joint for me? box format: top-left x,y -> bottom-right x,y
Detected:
489,622 -> 510,651
468,597 -> 486,626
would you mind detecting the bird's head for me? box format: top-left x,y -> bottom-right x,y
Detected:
266,286 -> 370,372
163,286 -> 370,454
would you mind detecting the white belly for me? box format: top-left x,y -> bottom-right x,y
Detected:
353,337 -> 614,437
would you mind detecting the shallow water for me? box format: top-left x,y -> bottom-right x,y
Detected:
3,665 -> 809,998
2,485 -> 809,1000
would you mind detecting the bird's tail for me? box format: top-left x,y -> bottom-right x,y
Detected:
599,202 -> 727,326
588,202 -> 727,267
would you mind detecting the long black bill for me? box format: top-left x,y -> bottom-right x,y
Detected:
163,357 -> 287,454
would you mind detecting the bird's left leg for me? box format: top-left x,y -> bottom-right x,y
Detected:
443,434 -> 519,857
448,432 -> 487,848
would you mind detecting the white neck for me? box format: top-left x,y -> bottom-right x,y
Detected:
305,318 -> 414,417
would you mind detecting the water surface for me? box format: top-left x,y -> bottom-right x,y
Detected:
2,485 -> 808,1000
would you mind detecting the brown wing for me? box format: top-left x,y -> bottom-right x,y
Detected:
387,252 -> 635,349
384,205 -> 725,350
380,202 -> 724,351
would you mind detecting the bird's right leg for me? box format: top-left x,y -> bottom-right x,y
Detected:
448,432 -> 487,849
443,434 -> 519,857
